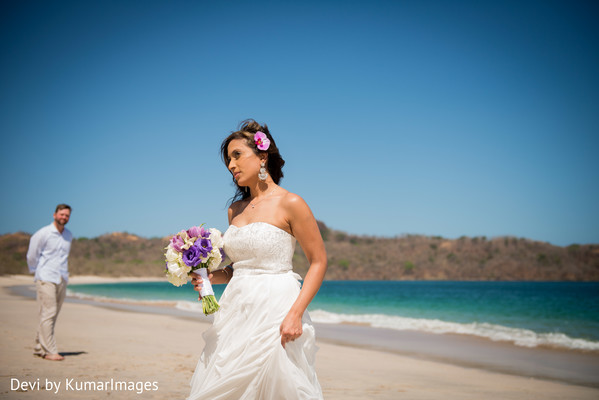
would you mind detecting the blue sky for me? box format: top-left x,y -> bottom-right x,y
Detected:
1,0 -> 597,246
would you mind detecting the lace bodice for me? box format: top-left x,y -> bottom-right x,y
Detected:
223,222 -> 296,274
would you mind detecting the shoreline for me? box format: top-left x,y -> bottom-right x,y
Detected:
5,275 -> 599,390
63,277 -> 599,353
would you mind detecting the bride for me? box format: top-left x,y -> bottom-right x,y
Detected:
187,120 -> 327,400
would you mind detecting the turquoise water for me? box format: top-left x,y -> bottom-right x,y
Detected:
68,280 -> 599,350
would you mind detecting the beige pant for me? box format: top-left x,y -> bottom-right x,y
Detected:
34,279 -> 67,356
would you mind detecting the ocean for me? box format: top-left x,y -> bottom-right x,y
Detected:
67,280 -> 599,351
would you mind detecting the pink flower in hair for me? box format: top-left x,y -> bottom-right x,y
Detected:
254,131 -> 270,151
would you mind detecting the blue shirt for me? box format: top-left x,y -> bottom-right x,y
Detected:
27,223 -> 72,284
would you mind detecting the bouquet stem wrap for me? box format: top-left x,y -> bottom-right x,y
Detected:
195,267 -> 220,315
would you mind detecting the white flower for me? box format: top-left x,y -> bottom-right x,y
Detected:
167,262 -> 190,277
208,248 -> 223,270
182,236 -> 196,250
175,230 -> 195,250
165,247 -> 180,263
166,271 -> 188,287
166,261 -> 190,286
199,254 -> 209,265
209,228 -> 224,249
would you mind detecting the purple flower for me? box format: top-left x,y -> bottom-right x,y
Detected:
182,245 -> 203,267
182,238 -> 213,267
187,225 -> 209,239
196,238 -> 213,258
170,235 -> 185,252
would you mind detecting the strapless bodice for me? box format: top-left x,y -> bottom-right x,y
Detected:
223,222 -> 296,274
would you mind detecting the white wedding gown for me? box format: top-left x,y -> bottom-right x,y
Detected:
188,222 -> 323,400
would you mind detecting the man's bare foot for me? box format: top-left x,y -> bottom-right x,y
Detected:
43,353 -> 64,361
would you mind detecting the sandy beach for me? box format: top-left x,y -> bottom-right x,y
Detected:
1,275 -> 598,399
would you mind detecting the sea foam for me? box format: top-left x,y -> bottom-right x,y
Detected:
175,302 -> 599,351
175,301 -> 205,312
308,309 -> 599,351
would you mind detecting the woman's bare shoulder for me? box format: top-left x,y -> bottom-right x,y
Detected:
280,191 -> 310,212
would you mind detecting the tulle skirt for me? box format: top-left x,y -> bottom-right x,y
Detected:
188,270 -> 323,400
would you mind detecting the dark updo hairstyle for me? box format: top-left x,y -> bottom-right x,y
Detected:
220,119 -> 285,203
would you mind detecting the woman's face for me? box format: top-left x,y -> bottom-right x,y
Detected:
227,138 -> 262,186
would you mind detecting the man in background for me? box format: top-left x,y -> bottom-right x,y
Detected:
27,204 -> 72,361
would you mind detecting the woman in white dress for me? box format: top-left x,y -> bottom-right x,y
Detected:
188,120 -> 327,400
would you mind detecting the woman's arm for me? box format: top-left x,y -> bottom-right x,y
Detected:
279,193 -> 327,348
191,267 -> 232,301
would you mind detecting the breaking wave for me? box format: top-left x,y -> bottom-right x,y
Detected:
308,309 -> 599,351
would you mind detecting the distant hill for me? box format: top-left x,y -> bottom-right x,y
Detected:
2,222 -> 598,281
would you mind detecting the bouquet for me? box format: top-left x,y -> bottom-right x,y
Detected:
164,225 -> 224,315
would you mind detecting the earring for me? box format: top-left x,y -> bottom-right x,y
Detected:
258,161 -> 268,181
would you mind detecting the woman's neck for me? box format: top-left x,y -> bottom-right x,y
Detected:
248,180 -> 277,199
